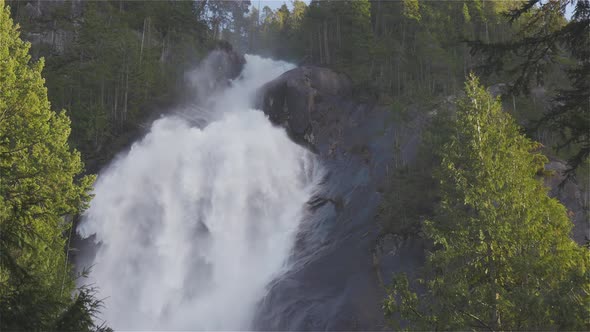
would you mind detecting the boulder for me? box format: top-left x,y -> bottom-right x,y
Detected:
256,66 -> 352,146
185,45 -> 245,102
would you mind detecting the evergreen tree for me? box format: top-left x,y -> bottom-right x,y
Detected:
384,75 -> 589,331
9,0 -> 213,171
471,0 -> 589,178
0,2 -> 105,330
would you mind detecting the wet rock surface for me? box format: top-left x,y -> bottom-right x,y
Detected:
254,66 -> 589,330
184,46 -> 246,102
254,66 -> 425,330
10,0 -> 83,58
545,160 -> 590,245
255,66 -> 353,148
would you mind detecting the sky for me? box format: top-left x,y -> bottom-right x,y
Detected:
565,2 -> 575,20
253,0 -> 575,20
253,0 -> 309,11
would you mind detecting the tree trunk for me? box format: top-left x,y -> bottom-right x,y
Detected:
318,28 -> 323,64
101,77 -> 105,108
160,29 -> 167,62
323,20 -> 330,65
375,0 -> 381,36
309,32 -> 313,60
397,59 -> 401,96
123,63 -> 129,122
114,82 -> 119,124
512,94 -> 516,113
401,22 -> 406,49
487,238 -> 500,330
389,57 -> 393,91
140,17 -> 146,65
309,31 -> 313,61
146,17 -> 151,49
337,15 -> 341,49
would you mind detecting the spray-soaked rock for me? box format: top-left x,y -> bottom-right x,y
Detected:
256,66 -> 352,146
252,66 -> 426,331
185,44 -> 245,102
545,159 -> 590,245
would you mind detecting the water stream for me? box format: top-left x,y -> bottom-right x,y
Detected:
77,54 -> 322,330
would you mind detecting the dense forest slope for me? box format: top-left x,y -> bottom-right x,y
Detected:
2,0 -> 588,330
8,0 -> 588,176
7,0 -> 215,172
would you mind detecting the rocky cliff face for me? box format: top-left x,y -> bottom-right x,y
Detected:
253,66 -> 426,330
253,66 -> 589,330
8,0 -> 82,58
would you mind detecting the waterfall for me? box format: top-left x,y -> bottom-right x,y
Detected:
77,54 -> 322,330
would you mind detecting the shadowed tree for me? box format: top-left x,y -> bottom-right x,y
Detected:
470,0 -> 589,179
384,75 -> 589,331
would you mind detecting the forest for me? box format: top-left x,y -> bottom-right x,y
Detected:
1,0 -> 588,331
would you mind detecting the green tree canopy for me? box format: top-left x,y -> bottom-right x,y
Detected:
384,75 -> 589,331
471,0 -> 589,178
0,1 -> 103,330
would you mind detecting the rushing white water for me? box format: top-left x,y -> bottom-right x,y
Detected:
77,55 -> 322,330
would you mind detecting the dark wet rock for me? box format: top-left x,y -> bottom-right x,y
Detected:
545,160 -> 590,245
213,41 -> 246,81
12,0 -> 83,57
253,67 -> 426,331
184,47 -> 245,103
255,66 -> 352,147
372,233 -> 427,290
23,2 -> 43,19
254,65 -> 589,330
488,83 -> 507,98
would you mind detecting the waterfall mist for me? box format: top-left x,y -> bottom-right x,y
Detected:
77,54 -> 322,330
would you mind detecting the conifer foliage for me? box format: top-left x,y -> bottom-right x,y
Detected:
0,2 -> 106,330
471,0 -> 590,177
384,75 -> 589,331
